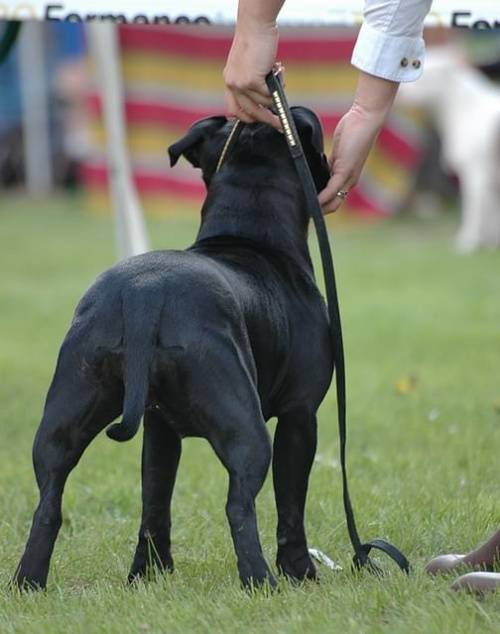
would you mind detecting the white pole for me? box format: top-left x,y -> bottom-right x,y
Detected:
87,23 -> 149,260
18,22 -> 52,196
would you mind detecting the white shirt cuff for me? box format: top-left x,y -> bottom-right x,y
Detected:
351,21 -> 426,83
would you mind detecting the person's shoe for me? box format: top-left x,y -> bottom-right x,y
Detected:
451,572 -> 500,595
425,554 -> 466,575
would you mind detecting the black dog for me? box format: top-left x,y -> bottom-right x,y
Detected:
15,108 -> 333,590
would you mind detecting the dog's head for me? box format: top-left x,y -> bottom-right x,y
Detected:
168,107 -> 330,194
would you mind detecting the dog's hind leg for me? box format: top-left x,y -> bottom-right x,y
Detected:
273,411 -> 318,582
211,404 -> 275,590
194,348 -> 275,590
210,400 -> 276,588
14,351 -> 122,590
128,409 -> 181,582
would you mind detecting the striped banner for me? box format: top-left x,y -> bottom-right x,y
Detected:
82,25 -> 426,217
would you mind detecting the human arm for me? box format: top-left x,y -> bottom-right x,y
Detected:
223,0 -> 433,212
223,0 -> 285,129
318,71 -> 399,212
321,0 -> 433,212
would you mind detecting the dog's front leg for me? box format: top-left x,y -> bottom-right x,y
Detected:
128,410 -> 181,583
273,411 -> 318,582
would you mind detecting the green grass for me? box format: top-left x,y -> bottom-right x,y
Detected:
0,194 -> 499,633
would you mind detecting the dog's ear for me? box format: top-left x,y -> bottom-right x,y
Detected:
292,107 -> 330,192
168,116 -> 227,168
292,107 -> 325,154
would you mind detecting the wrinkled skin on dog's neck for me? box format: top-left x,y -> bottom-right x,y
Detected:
196,134 -> 307,264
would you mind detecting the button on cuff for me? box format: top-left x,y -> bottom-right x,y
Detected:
351,22 -> 426,82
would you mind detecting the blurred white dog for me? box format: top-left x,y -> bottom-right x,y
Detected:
399,46 -> 500,252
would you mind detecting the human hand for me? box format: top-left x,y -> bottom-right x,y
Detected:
319,72 -> 399,214
223,20 -> 282,130
318,105 -> 385,213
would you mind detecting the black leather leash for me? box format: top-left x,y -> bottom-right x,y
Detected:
264,70 -> 410,575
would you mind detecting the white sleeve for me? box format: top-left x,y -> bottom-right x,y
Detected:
351,0 -> 433,82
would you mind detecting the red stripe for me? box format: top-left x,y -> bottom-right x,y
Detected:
119,25 -> 355,62
309,113 -> 420,166
346,188 -> 386,216
119,25 -> 231,59
378,126 -> 421,166
80,163 -> 386,216
316,114 -> 342,137
86,94 -> 223,128
86,94 -> 419,170
278,37 -> 355,63
81,163 -> 206,198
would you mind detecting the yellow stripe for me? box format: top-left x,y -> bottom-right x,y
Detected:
120,53 -> 357,94
399,106 -> 428,127
89,121 -> 185,154
365,145 -> 412,195
84,191 -> 202,218
87,125 -> 412,197
84,189 -> 380,221
84,190 -> 111,216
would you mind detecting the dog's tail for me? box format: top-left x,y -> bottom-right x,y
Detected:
106,289 -> 161,442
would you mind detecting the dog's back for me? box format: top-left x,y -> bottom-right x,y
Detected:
68,232 -> 330,442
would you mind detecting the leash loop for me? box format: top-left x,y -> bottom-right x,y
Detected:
265,70 -> 410,577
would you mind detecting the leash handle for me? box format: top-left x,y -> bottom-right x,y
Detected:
265,70 -> 410,576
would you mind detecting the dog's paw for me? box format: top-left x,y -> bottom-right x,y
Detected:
241,571 -> 278,594
128,531 -> 175,584
128,552 -> 174,585
127,561 -> 174,585
12,560 -> 50,592
11,571 -> 47,592
277,551 -> 318,583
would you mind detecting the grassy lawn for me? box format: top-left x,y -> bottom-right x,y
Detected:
0,194 -> 499,633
